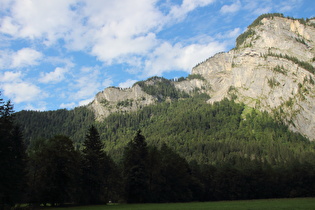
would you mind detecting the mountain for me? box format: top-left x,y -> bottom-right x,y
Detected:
88,14 -> 315,141
14,14 -> 315,165
9,14 -> 315,204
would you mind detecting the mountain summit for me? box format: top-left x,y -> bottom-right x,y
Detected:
88,14 -> 315,140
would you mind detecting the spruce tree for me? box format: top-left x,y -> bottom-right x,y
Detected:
28,135 -> 79,206
123,130 -> 149,203
0,94 -> 26,208
81,125 -> 112,204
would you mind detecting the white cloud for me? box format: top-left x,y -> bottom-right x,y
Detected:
0,71 -> 22,82
39,67 -> 68,84
216,28 -> 241,39
252,7 -> 271,15
119,79 -> 138,88
144,40 -> 226,77
0,0 -> 232,110
0,0 -> 217,66
24,102 -> 47,111
0,17 -> 19,35
1,0 -> 77,44
79,98 -> 94,106
82,0 -> 163,63
220,0 -> 241,14
227,28 -> 241,38
0,50 -> 11,69
1,82 -> 43,103
168,0 -> 215,21
277,0 -> 303,12
0,70 -> 45,104
60,102 -> 76,109
102,78 -> 113,87
12,48 -> 42,68
72,67 -> 102,100
0,48 -> 42,69
91,32 -> 158,64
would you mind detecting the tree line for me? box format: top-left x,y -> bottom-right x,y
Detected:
3,92 -> 315,208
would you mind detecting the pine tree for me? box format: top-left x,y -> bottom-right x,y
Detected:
81,125 -> 112,204
28,135 -> 79,206
123,130 -> 149,203
0,94 -> 26,208
158,143 -> 194,202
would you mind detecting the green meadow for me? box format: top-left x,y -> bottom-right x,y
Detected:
49,197 -> 315,210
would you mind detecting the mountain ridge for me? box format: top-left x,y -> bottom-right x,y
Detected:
87,13 -> 315,140
192,14 -> 315,140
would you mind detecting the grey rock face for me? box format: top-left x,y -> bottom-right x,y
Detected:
89,84 -> 156,121
87,16 -> 315,140
192,16 -> 315,140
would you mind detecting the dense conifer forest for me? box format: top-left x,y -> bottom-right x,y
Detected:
15,92 -> 315,165
2,89 -> 315,208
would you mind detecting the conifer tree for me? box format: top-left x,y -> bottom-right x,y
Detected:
123,130 -> 149,203
0,93 -> 26,208
81,125 -> 112,204
28,135 -> 79,206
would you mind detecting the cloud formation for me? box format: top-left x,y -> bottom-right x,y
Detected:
0,48 -> 42,69
220,0 -> 241,14
39,67 -> 68,84
0,0 -> 307,110
0,71 -> 44,105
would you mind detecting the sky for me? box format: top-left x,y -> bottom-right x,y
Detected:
0,0 -> 314,111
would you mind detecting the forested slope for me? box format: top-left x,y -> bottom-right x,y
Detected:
14,106 -> 95,148
15,93 -> 315,166
96,95 -> 314,165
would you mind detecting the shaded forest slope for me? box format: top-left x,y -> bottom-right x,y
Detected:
15,94 -> 315,165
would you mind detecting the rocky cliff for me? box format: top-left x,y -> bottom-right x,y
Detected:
88,14 -> 315,140
89,85 -> 156,121
192,14 -> 315,140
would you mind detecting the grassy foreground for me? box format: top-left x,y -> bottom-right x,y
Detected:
49,197 -> 315,210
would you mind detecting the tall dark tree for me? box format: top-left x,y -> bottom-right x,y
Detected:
81,125 -> 114,204
28,135 -> 79,206
158,143 -> 195,202
0,94 -> 26,208
123,130 -> 149,203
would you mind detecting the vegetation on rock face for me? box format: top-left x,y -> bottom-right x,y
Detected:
236,29 -> 255,48
266,52 -> 315,74
272,65 -> 287,75
187,74 -> 206,81
267,77 -> 280,88
235,13 -> 315,49
134,76 -> 189,101
248,13 -> 284,28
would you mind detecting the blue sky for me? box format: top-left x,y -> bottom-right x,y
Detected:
0,0 -> 314,111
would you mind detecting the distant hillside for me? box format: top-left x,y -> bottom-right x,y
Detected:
86,14 -> 315,140
14,13 -> 315,164
14,106 -> 94,148
15,94 -> 315,165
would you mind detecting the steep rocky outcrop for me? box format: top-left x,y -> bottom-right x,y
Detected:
89,85 -> 156,121
88,14 -> 315,140
192,15 -> 315,140
88,76 -> 211,121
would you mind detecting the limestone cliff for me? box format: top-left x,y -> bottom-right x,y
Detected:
192,15 -> 315,140
88,14 -> 315,141
89,85 -> 156,121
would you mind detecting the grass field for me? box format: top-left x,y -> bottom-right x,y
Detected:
49,197 -> 315,210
